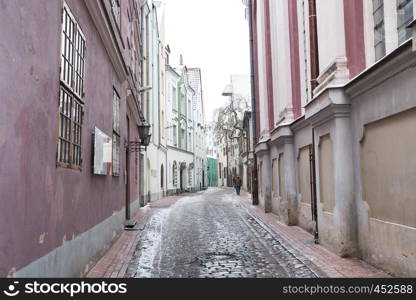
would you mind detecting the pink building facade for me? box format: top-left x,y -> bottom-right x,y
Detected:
0,0 -> 146,276
250,0 -> 416,276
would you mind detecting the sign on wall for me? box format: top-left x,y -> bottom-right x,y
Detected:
93,127 -> 112,175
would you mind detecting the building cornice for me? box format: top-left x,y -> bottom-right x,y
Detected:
305,86 -> 350,124
306,103 -> 351,128
255,140 -> 270,156
269,124 -> 294,147
314,56 -> 349,96
126,89 -> 141,125
167,146 -> 194,156
290,116 -> 309,132
345,41 -> 415,99
84,0 -> 128,83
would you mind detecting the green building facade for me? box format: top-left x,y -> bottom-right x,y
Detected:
207,157 -> 218,187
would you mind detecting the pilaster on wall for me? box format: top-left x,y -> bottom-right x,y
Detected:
270,125 -> 298,225
314,57 -> 349,96
315,0 -> 346,77
264,0 -> 275,130
255,142 -> 272,213
255,0 -> 271,136
288,0 -> 302,119
305,88 -> 356,257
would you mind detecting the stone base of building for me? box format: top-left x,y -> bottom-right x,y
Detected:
13,199 -> 142,277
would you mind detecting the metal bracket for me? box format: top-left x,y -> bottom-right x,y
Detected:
125,141 -> 147,153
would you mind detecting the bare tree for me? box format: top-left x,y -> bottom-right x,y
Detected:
212,95 -> 250,143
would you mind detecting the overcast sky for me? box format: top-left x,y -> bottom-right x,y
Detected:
161,0 -> 251,123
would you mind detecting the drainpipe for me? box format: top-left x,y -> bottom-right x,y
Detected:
193,99 -> 196,191
308,0 -> 320,243
248,0 -> 259,205
158,40 -> 161,147
309,0 -> 320,91
310,128 -> 319,243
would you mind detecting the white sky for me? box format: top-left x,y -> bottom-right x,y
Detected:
161,0 -> 250,122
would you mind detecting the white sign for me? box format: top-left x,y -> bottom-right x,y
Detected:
93,127 -> 112,175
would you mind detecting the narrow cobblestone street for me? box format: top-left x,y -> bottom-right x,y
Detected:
117,188 -> 350,278
87,188 -> 388,279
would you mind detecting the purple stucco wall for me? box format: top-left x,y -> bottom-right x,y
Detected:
0,0 -> 131,276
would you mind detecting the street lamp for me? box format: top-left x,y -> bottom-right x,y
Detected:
138,120 -> 151,145
222,84 -> 233,97
126,120 -> 151,153
138,120 -> 151,151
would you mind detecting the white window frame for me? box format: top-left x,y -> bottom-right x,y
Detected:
57,2 -> 86,169
112,88 -> 121,176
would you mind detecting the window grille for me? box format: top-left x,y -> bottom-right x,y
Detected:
173,125 -> 177,146
110,0 -> 121,28
188,169 -> 192,186
173,162 -> 178,186
373,0 -> 386,61
112,89 -> 121,176
57,3 -> 85,169
397,0 -> 413,44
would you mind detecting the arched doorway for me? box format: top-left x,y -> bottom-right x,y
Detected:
180,162 -> 187,192
173,161 -> 178,189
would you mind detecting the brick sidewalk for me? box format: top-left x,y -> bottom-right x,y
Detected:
239,191 -> 390,278
86,195 -> 183,278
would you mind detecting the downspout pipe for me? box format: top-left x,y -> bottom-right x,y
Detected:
248,0 -> 259,205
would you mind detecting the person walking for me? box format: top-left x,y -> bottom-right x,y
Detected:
234,176 -> 242,196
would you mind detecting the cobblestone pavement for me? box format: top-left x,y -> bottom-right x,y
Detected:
125,188 -> 325,278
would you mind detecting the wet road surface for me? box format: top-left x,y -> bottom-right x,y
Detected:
125,188 -> 322,278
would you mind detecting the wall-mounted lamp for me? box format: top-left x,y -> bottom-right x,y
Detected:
126,120 -> 152,152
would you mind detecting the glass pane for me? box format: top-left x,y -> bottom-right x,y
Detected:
375,42 -> 386,61
112,133 -> 120,176
373,0 -> 384,10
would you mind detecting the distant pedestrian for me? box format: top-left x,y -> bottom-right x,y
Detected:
234,176 -> 242,196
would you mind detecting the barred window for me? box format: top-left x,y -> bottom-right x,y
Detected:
173,125 -> 177,146
373,0 -> 386,61
397,0 -> 413,45
172,87 -> 177,111
57,3 -> 85,169
188,168 -> 192,186
112,89 -> 121,176
173,161 -> 178,186
188,132 -> 192,151
110,0 -> 121,28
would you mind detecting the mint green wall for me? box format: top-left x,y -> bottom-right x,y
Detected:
207,157 -> 218,187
